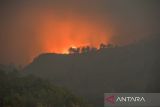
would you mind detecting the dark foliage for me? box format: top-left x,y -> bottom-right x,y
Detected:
68,43 -> 114,54
0,68 -> 90,107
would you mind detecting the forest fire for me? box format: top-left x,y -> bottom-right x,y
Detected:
1,7 -> 113,65
37,11 -> 112,54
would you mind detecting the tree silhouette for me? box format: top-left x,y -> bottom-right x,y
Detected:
99,43 -> 114,49
81,46 -> 90,53
99,43 -> 107,49
68,43 -> 115,54
68,47 -> 80,54
68,47 -> 74,54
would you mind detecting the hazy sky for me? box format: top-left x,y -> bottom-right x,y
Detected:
0,0 -> 159,65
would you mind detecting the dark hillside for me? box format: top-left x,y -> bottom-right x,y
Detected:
24,35 -> 160,106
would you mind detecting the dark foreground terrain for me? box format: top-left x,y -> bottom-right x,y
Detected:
24,35 -> 160,106
0,67 -> 91,107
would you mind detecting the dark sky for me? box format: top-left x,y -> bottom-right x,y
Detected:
0,0 -> 160,65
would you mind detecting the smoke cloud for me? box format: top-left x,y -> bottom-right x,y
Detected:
0,0 -> 159,65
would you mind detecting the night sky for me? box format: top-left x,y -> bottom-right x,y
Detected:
0,0 -> 159,65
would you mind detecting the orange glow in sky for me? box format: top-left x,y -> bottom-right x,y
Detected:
37,11 -> 112,54
4,8 -> 113,65
2,2 -> 155,66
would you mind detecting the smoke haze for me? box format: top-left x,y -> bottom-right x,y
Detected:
0,0 -> 159,65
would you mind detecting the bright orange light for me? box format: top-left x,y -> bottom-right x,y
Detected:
35,10 -> 112,54
4,7 -> 113,65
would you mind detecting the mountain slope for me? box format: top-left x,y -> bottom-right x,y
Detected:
23,35 -> 160,106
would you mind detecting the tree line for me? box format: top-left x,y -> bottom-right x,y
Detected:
0,67 -> 91,107
68,43 -> 115,54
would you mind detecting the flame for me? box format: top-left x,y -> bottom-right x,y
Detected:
36,11 -> 112,54
2,7 -> 113,65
